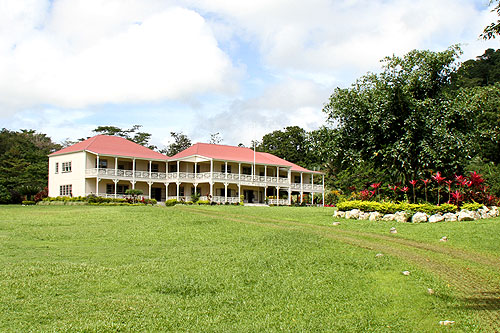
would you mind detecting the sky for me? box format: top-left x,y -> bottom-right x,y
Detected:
1,0 -> 499,150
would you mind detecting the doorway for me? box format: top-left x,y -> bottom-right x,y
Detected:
244,190 -> 254,203
151,188 -> 162,201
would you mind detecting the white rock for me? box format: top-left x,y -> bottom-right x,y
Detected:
375,253 -> 384,258
427,288 -> 435,295
383,214 -> 396,221
428,214 -> 444,223
358,212 -> 370,220
369,212 -> 382,221
439,236 -> 448,242
395,211 -> 410,223
332,222 -> 341,226
443,213 -> 457,222
412,212 -> 429,223
457,210 -> 475,221
439,320 -> 455,326
390,227 -> 397,234
490,206 -> 499,217
333,210 -> 346,218
402,271 -> 410,276
345,209 -> 361,219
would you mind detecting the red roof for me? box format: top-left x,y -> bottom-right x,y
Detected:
49,135 -> 169,160
170,143 -> 318,173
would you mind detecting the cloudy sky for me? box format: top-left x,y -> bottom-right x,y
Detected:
1,0 -> 498,149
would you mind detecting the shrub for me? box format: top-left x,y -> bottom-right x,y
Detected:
22,200 -> 35,205
462,202 -> 483,211
165,199 -> 178,206
337,200 -> 459,214
191,192 -> 201,203
186,201 -> 194,205
197,200 -> 210,205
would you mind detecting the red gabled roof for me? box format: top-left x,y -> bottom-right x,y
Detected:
49,135 -> 169,160
170,143 -> 319,173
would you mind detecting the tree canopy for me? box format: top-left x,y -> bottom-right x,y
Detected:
93,125 -> 157,150
481,0 -> 500,39
163,132 -> 192,157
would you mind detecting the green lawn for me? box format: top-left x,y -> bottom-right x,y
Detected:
1,205 -> 499,332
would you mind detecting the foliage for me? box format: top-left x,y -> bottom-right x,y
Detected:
197,200 -> 211,205
190,192 -> 201,203
93,125 -> 157,150
481,0 -> 500,39
0,129 -> 61,204
165,199 -> 179,206
21,200 -> 35,205
209,132 -> 222,144
125,189 -> 143,203
34,187 -> 48,203
323,46 -> 475,183
461,202 -> 484,211
451,49 -> 500,88
337,200 -> 459,215
162,132 -> 192,156
257,126 -> 311,168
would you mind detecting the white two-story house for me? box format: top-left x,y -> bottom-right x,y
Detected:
48,135 -> 325,205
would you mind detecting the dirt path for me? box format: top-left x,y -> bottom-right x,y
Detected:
183,207 -> 500,331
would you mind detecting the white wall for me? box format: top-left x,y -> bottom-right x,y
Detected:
48,151 -> 86,197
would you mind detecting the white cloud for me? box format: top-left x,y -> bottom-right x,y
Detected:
0,0 -> 239,113
194,78 -> 330,145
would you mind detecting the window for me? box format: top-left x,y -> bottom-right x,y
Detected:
106,184 -> 113,194
151,164 -> 159,172
95,159 -> 107,168
221,164 -> 232,173
118,164 -> 125,170
59,184 -> 72,196
117,185 -> 129,194
169,165 -> 177,172
62,162 -> 72,173
193,165 -> 201,173
180,186 -> 184,196
242,166 -> 251,175
55,162 -> 59,174
294,176 -> 301,183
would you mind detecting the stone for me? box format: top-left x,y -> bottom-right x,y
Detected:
368,211 -> 382,221
457,210 -> 475,222
490,206 -> 499,217
333,210 -> 346,218
412,212 -> 429,223
439,320 -> 455,326
428,214 -> 444,223
332,222 -> 341,226
443,213 -> 457,222
375,253 -> 384,258
358,212 -> 370,220
427,288 -> 435,295
395,211 -> 410,223
389,227 -> 397,234
383,214 -> 396,221
345,209 -> 361,219
439,236 -> 448,242
402,270 -> 410,276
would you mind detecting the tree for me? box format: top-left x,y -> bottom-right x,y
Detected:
451,48 -> 500,88
323,46 -> 473,183
0,129 -> 61,203
164,132 -> 192,156
481,0 -> 500,39
258,126 -> 309,167
209,132 -> 223,144
93,125 -> 157,150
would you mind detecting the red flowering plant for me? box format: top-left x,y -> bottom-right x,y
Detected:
359,189 -> 375,201
370,182 -> 382,200
451,190 -> 463,207
444,180 -> 453,203
400,186 -> 409,202
432,172 -> 446,205
421,179 -> 431,202
409,180 -> 417,203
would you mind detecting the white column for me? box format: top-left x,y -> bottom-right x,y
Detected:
96,155 -> 100,173
177,161 -> 180,180
300,172 -> 303,204
277,166 -> 279,182
322,175 -> 325,207
238,184 -> 241,203
194,162 -> 197,179
210,182 -> 213,199
264,165 -> 267,180
113,179 -> 118,199
148,182 -> 152,199
176,182 -> 180,201
224,183 -> 228,203
96,178 -> 99,196
251,164 -> 254,180
165,183 -> 169,200
238,163 -> 241,180
132,158 -> 136,186
115,157 -> 118,177
149,161 -> 152,178
288,187 -> 291,206
277,186 -> 280,206
225,161 -> 228,179
166,162 -> 168,179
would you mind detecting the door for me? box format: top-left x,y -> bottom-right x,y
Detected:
152,188 -> 162,201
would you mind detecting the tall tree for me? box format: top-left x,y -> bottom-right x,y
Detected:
258,126 -> 309,167
323,46 -> 474,183
93,125 -> 156,150
0,129 -> 61,203
209,132 -> 223,145
451,48 -> 500,88
164,132 -> 192,156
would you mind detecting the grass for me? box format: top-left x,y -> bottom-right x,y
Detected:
0,205 -> 499,331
